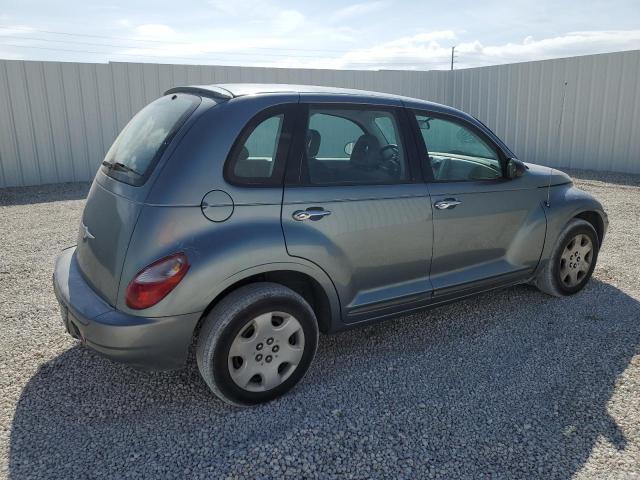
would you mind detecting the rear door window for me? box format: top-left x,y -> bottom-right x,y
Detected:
302,107 -> 409,185
102,94 -> 200,186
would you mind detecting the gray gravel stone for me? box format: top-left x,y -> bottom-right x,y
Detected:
1,171 -> 639,479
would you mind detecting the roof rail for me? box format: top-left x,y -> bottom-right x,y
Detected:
164,85 -> 234,100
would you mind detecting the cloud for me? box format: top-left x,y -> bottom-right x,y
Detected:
273,10 -> 306,33
332,1 -> 387,21
117,3 -> 352,61
5,11 -> 636,71
271,29 -> 640,70
206,1 -> 308,35
317,30 -> 458,70
0,24 -> 35,36
107,27 -> 640,70
409,31 -> 457,43
116,18 -> 133,28
457,30 -> 640,67
134,24 -> 176,38
207,0 -> 275,17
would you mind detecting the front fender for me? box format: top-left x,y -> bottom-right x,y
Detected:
537,184 -> 608,273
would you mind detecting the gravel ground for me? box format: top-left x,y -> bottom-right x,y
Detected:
1,171 -> 639,479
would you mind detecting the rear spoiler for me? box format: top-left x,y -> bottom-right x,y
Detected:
164,85 -> 234,100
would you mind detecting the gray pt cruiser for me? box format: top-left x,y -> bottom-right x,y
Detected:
53,84 -> 608,406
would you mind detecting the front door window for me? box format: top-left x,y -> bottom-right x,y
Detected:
415,114 -> 502,181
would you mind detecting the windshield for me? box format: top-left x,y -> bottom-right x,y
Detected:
102,93 -> 200,185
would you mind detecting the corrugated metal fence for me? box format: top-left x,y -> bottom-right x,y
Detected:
0,50 -> 638,187
449,50 -> 640,175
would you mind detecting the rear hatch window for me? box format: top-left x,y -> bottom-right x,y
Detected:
101,93 -> 200,186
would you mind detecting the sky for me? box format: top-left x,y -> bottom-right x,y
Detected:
0,0 -> 639,70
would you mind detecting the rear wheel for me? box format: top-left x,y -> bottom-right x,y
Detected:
536,219 -> 599,297
196,282 -> 318,406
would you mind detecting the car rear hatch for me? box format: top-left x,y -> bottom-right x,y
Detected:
75,93 -> 202,306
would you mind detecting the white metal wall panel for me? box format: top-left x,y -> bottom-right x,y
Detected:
447,50 -> 640,173
94,63 -> 118,161
0,60 -> 20,187
23,61 -> 57,185
41,62 -> 72,184
60,63 -> 91,182
78,63 -> 106,180
4,60 -> 40,186
110,62 -> 132,135
0,51 -> 638,187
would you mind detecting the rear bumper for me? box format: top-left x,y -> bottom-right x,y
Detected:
52,247 -> 201,370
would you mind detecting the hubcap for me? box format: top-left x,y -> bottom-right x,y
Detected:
228,312 -> 305,392
559,233 -> 593,288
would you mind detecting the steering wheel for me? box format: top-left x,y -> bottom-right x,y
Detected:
379,144 -> 401,176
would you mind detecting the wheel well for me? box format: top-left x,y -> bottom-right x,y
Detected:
574,211 -> 604,245
195,271 -> 333,338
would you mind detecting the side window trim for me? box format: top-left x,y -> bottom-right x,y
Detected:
400,106 -> 431,183
224,103 -> 297,187
285,102 -> 420,187
410,109 -> 507,183
284,103 -> 309,185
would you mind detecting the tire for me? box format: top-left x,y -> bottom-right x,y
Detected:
196,282 -> 319,406
536,218 -> 599,297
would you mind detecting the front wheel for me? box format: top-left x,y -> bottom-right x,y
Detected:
196,283 -> 319,406
536,218 -> 599,297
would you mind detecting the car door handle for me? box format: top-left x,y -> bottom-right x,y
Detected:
292,208 -> 332,221
434,198 -> 462,210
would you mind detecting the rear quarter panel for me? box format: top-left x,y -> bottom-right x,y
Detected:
120,201 -> 339,320
119,92 -> 340,321
119,202 -> 284,316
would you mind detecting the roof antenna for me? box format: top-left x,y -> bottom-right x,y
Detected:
546,80 -> 568,208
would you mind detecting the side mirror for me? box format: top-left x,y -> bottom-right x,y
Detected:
506,158 -> 527,179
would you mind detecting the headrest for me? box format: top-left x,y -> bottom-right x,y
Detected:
306,129 -> 321,158
350,134 -> 381,169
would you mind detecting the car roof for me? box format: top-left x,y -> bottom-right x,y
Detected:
217,83 -> 408,99
163,83 -> 514,162
164,83 -> 452,112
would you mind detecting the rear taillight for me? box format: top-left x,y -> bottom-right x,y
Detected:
125,253 -> 189,309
